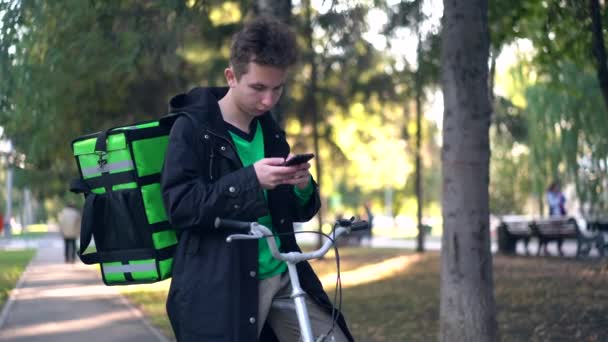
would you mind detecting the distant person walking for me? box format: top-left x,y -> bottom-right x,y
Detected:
546,181 -> 566,216
58,203 -> 81,263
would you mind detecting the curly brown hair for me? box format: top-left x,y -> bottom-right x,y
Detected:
230,16 -> 298,79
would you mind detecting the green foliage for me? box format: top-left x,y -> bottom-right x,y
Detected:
488,0 -> 608,216
1,0 -> 442,217
0,0 -> 239,197
527,1 -> 605,74
490,96 -> 532,215
286,1 -> 441,215
489,0 -> 543,51
525,63 -> 608,215
489,0 -> 608,73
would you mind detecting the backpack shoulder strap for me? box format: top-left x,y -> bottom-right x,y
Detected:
159,111 -> 198,127
78,193 -> 98,264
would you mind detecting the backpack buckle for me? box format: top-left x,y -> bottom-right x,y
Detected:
96,151 -> 108,168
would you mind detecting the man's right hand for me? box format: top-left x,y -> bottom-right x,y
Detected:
253,158 -> 306,189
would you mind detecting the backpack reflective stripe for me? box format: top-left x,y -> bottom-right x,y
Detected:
80,160 -> 135,177
103,262 -> 157,274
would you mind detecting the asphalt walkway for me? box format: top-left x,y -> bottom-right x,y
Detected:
0,234 -> 170,342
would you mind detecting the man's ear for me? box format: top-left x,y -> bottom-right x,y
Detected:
225,67 -> 237,87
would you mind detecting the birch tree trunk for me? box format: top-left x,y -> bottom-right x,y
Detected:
415,15 -> 425,253
440,0 -> 498,341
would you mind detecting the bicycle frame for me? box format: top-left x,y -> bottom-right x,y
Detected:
225,223 -> 352,342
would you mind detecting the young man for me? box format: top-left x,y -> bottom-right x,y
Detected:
161,16 -> 353,342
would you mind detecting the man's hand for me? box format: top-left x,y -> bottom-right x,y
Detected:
253,157 -> 312,190
290,161 -> 312,190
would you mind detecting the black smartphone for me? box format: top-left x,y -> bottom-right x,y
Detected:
283,153 -> 314,166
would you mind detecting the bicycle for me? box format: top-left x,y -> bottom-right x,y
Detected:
214,217 -> 369,342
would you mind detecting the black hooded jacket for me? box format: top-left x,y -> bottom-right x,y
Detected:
160,87 -> 354,341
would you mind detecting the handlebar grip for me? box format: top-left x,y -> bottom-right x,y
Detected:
214,218 -> 252,232
350,221 -> 370,232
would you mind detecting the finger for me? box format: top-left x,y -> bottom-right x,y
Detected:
297,175 -> 311,184
282,179 -> 298,185
294,171 -> 310,179
274,166 -> 300,175
296,163 -> 311,170
294,163 -> 310,171
284,172 -> 305,181
264,157 -> 288,166
272,175 -> 288,185
283,174 -> 309,185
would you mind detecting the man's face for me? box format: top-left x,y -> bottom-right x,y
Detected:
227,62 -> 287,117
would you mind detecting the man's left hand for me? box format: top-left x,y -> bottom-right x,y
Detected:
281,157 -> 311,189
293,167 -> 311,190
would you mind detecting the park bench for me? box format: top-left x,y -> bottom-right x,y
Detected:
497,218 -> 533,255
498,217 -> 601,257
529,217 -> 594,257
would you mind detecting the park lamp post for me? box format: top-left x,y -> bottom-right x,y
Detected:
0,139 -> 15,237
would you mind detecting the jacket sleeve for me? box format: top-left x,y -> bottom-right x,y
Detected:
291,179 -> 321,223
161,116 -> 268,232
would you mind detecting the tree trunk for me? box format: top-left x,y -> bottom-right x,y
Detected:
440,0 -> 498,341
415,28 -> 425,253
302,0 -> 324,249
489,47 -> 498,104
588,0 -> 608,114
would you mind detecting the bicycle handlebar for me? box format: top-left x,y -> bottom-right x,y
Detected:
214,217 -> 370,264
213,217 -> 251,232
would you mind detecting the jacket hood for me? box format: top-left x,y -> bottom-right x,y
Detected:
167,86 -> 283,137
168,87 -> 228,115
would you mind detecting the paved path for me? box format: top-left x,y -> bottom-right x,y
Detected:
0,235 -> 170,342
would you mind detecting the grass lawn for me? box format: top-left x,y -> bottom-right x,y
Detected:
0,249 -> 36,310
9,231 -> 49,239
122,248 -> 608,341
3,224 -> 51,239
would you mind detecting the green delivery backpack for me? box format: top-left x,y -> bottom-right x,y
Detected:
70,115 -> 183,285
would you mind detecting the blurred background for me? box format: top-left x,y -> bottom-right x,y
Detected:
0,0 -> 607,238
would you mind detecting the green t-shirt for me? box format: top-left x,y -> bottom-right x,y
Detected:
227,119 -> 313,279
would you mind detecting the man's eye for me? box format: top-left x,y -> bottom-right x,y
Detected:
252,86 -> 264,91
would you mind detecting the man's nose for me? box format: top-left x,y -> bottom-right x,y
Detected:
261,91 -> 275,107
